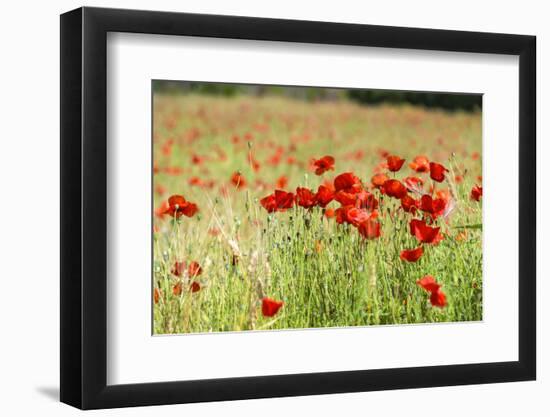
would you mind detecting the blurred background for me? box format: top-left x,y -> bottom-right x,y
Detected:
153,80 -> 482,112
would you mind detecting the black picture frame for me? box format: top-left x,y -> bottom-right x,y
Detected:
60,6 -> 536,410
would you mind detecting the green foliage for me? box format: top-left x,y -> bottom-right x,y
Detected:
347,89 -> 482,112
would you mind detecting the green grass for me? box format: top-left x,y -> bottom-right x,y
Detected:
152,94 -> 482,334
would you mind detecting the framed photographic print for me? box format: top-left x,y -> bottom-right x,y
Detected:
60,6 -> 536,410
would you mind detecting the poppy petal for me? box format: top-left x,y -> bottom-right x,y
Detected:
400,247 -> 424,262
261,297 -> 284,317
429,162 -> 448,182
387,155 -> 405,172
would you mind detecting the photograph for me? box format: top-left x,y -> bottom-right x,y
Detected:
52,3 -> 540,412
152,81 -> 483,335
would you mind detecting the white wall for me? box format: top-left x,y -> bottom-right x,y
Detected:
0,0 -> 545,415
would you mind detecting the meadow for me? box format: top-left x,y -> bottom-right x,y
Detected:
152,92 -> 482,334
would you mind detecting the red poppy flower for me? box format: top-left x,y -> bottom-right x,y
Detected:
324,208 -> 335,219
416,275 -> 441,293
356,190 -> 379,211
188,176 -> 203,187
409,155 -> 430,173
335,206 -> 370,227
401,195 -> 418,213
387,155 -> 405,172
403,176 -> 425,194
313,155 -> 335,175
382,179 -> 408,199
155,200 -> 170,219
154,288 -> 161,304
400,247 -> 424,262
173,282 -> 182,296
430,290 -> 447,307
164,195 -> 198,218
334,206 -> 349,224
334,190 -> 357,206
324,208 -> 335,218
191,154 -> 204,165
267,152 -> 283,166
358,218 -> 381,239
471,185 -> 483,201
419,195 -> 447,218
180,202 -> 198,217
171,261 -> 186,277
231,172 -> 246,189
435,188 -> 451,203
260,194 -> 277,213
261,297 -> 284,317
334,172 -> 362,193
274,190 -> 294,209
429,162 -> 448,182
190,281 -> 201,293
315,184 -> 335,208
416,275 -> 447,307
276,175 -> 288,189
409,219 -> 443,244
371,173 -> 389,189
188,261 -> 202,277
260,190 -> 295,212
296,187 -> 317,209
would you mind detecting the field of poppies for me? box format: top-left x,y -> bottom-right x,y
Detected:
152,89 -> 483,335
